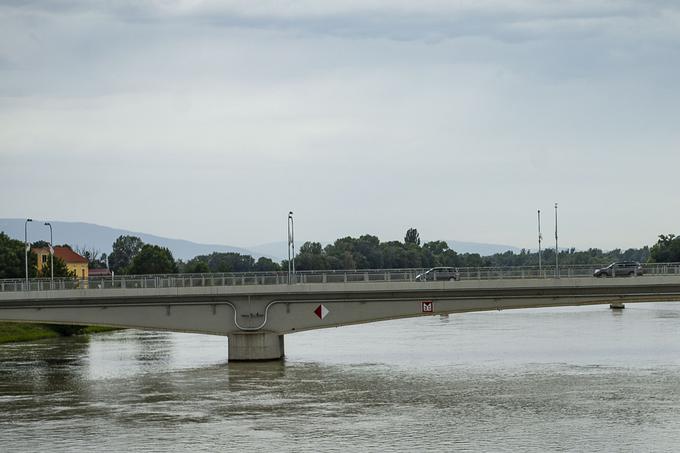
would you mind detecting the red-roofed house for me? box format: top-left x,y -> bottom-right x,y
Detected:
88,268 -> 112,277
33,246 -> 89,279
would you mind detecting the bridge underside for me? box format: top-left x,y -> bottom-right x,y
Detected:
2,277 -> 680,360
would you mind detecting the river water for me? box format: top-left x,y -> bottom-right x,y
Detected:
1,303 -> 680,452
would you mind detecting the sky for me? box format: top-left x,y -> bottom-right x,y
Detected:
1,1 -> 679,251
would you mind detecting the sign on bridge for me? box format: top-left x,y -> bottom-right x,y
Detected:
314,304 -> 330,319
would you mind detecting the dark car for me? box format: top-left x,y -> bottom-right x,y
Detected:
593,261 -> 643,278
416,267 -> 461,282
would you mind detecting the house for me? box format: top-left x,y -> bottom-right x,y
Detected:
88,268 -> 112,278
33,246 -> 89,279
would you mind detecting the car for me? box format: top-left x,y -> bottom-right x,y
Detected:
593,261 -> 643,278
416,267 -> 461,282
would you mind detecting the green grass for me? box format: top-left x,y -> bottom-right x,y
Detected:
82,325 -> 120,334
0,322 -> 122,344
0,322 -> 60,343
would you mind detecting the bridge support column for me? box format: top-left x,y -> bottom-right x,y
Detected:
228,332 -> 284,361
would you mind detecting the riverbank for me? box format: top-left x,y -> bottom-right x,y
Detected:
0,322 -> 119,344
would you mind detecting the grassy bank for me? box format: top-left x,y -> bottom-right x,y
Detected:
0,322 -> 120,344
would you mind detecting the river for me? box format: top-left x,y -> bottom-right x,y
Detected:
1,302 -> 680,452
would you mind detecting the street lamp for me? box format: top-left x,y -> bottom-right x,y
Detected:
554,203 -> 559,278
45,222 -> 54,282
537,210 -> 542,274
287,211 -> 295,283
24,218 -> 33,287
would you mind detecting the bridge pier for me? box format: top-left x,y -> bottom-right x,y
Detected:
228,332 -> 285,361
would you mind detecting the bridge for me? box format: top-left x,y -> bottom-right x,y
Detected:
2,264 -> 680,360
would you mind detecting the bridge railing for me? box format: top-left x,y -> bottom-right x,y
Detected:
2,263 -> 680,292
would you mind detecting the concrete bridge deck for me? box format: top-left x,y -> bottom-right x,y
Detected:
2,268 -> 680,360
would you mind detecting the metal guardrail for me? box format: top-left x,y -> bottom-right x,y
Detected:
2,264 -> 680,293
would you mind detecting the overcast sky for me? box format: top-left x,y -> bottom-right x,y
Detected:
2,1 -> 679,250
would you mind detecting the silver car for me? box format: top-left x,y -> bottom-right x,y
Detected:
593,262 -> 643,277
416,267 -> 461,282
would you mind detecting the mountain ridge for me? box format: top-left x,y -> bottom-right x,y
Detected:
0,218 -> 520,262
0,219 -> 257,261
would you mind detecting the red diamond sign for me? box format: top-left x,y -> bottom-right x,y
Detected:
314,304 -> 330,319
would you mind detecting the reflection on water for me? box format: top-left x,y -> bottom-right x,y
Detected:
1,303 -> 680,452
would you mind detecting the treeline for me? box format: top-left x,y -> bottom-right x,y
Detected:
99,227 -> 666,275
106,236 -> 280,274
483,247 -> 650,267
3,229 -> 680,279
291,231 -> 651,270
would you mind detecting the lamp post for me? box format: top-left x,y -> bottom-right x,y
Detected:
537,210 -> 542,274
287,213 -> 291,281
287,211 -> 295,283
24,218 -> 33,287
554,203 -> 559,278
45,222 -> 54,282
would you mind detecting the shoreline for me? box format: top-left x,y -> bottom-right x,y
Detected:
0,322 -> 120,344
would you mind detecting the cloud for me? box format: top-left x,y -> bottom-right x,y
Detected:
5,1 -> 680,43
1,1 -> 679,249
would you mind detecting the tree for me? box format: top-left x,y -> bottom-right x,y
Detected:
295,242 -> 327,270
208,252 -> 255,272
381,241 -> 408,268
650,234 -> 680,262
75,245 -> 107,269
342,251 -> 356,269
357,235 -> 383,268
109,235 -> 144,273
127,245 -> 178,275
184,252 -> 265,273
0,232 -> 37,278
324,237 -> 361,269
438,249 -> 460,267
404,228 -> 420,246
254,257 -> 281,271
184,259 -> 210,273
39,256 -> 76,278
423,240 -> 449,256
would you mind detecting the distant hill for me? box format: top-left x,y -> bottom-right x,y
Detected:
0,219 -> 257,261
0,218 -> 521,262
246,242 -> 292,262
445,240 -> 520,256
